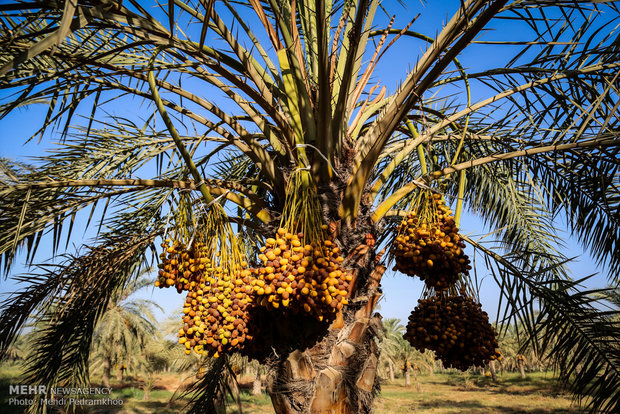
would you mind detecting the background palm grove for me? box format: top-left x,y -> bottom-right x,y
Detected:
0,0 -> 619,413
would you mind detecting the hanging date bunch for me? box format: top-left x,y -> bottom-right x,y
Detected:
156,195 -> 259,357
254,169 -> 352,323
156,193 -> 213,292
178,206 -> 259,357
155,170 -> 354,359
155,238 -> 213,292
178,263 -> 257,358
403,293 -> 501,371
390,190 -> 471,291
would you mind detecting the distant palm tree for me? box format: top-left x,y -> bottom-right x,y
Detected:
497,320 -> 546,376
379,318 -> 405,382
396,337 -> 421,387
90,273 -> 161,387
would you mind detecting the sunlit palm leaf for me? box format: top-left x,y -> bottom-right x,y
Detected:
470,238 -> 620,413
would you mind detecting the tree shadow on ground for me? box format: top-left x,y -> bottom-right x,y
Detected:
449,383 -> 567,398
438,374 -> 568,399
415,398 -> 579,413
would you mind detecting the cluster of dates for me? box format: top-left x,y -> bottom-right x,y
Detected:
253,227 -> 351,319
404,293 -> 501,371
391,193 -> 471,291
157,227 -> 352,359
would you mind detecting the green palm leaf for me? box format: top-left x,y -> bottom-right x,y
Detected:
470,237 -> 620,413
1,235 -> 153,411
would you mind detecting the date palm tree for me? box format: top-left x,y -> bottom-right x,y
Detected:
378,318 -> 405,382
90,272 -> 160,387
0,1 -> 619,413
393,336 -> 422,387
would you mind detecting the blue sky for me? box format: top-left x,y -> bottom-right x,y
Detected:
0,0 -> 614,327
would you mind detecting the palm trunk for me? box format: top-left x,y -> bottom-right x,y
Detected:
102,356 -> 111,388
253,367 -> 262,396
388,360 -> 395,382
518,359 -> 526,379
404,367 -> 411,387
142,373 -> 154,401
489,360 -> 497,382
267,261 -> 385,414
558,360 -> 570,385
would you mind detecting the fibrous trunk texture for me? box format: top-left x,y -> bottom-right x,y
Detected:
267,260 -> 385,414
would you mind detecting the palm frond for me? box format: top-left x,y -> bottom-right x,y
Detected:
178,355 -> 228,414
0,234 -> 154,412
525,144 -> 620,278
469,237 -> 620,414
462,157 -> 568,277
